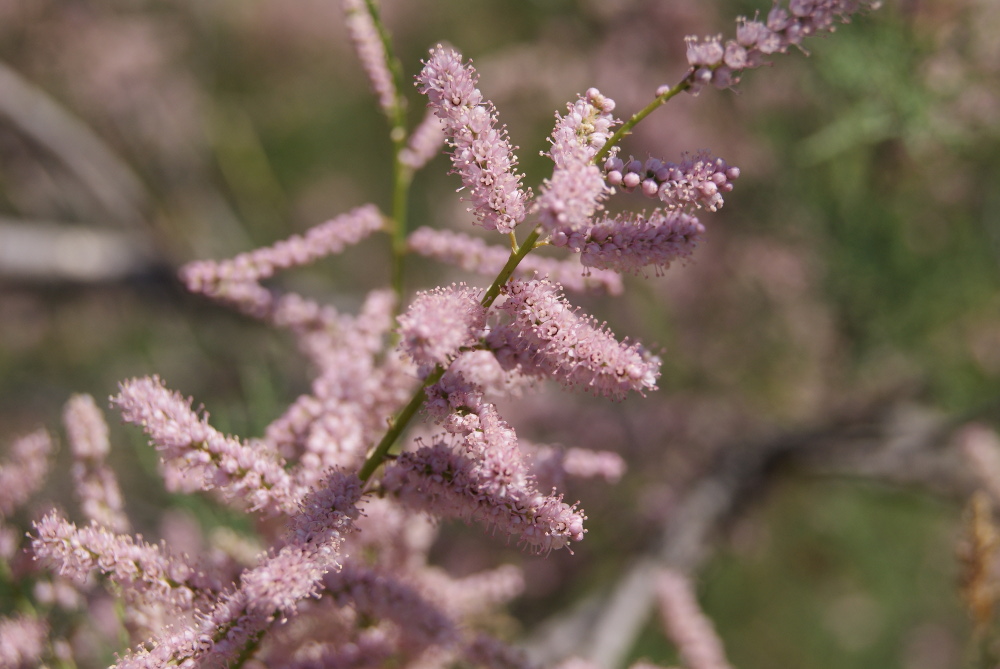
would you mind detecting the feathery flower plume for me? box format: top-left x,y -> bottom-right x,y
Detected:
31,512 -> 221,614
604,152 -> 740,212
575,209 -> 706,276
530,445 -> 626,491
656,569 -> 734,669
417,45 -> 530,234
536,89 -> 618,236
424,367 -> 488,434
113,376 -> 303,514
548,88 -> 618,166
342,0 -> 397,114
325,563 -> 460,652
488,279 -> 660,399
407,226 -> 623,294
0,429 -> 51,517
0,614 -> 48,669
678,0 -> 882,93
64,394 -> 129,532
400,109 -> 447,170
423,350 -> 532,434
419,563 -> 525,618
383,404 -> 586,553
115,473 -> 360,669
536,145 -> 610,235
397,284 -> 486,371
180,204 -> 383,319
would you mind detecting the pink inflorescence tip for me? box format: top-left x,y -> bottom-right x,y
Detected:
417,45 -> 530,234
488,278 -> 661,399
397,283 -> 486,372
603,151 -> 739,212
678,0 -> 882,94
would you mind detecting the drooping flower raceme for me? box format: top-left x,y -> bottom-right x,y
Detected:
382,403 -> 587,554
487,278 -> 661,399
679,0 -> 883,93
577,209 -> 706,276
64,394 -> 129,533
112,375 -> 304,514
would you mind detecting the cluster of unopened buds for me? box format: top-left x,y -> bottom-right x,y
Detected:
603,153 -> 740,212
679,0 -> 883,92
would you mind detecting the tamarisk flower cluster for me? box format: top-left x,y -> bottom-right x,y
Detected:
418,44 -> 530,234
3,0 -> 882,666
680,0 -> 883,93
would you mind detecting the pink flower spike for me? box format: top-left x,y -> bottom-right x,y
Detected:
112,376 -> 302,515
31,512 -> 221,615
342,0 -> 397,114
673,0 -> 881,93
0,614 -> 48,669
397,284 -> 486,371
547,87 -> 618,167
179,204 -> 383,320
417,45 -> 530,234
382,404 -> 587,553
0,429 -> 51,517
603,151 -> 739,212
64,394 -> 129,533
579,209 -> 706,276
656,569 -> 734,669
488,279 -> 661,399
400,109 -> 447,170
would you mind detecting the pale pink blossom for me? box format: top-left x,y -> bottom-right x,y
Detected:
31,512 -> 221,615
342,0 -> 396,113
603,152 -> 739,213
397,284 -> 486,371
488,279 -> 660,399
530,445 -> 626,491
678,0 -> 882,93
576,209 -> 706,276
64,394 -> 129,532
383,404 -> 586,553
180,205 -> 383,320
0,428 -> 51,516
417,45 -> 530,234
400,109 -> 447,170
656,569 -> 733,669
0,614 -> 48,669
325,563 -> 460,652
113,375 -> 303,514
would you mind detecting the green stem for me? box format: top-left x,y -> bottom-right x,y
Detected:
358,365 -> 445,482
594,76 -> 691,164
391,161 -> 413,298
481,226 -> 541,308
359,224 -> 542,482
359,0 -> 411,302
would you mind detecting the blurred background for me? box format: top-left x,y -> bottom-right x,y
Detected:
1,0 -> 999,667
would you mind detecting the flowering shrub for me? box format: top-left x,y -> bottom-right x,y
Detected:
0,1 -> 896,668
